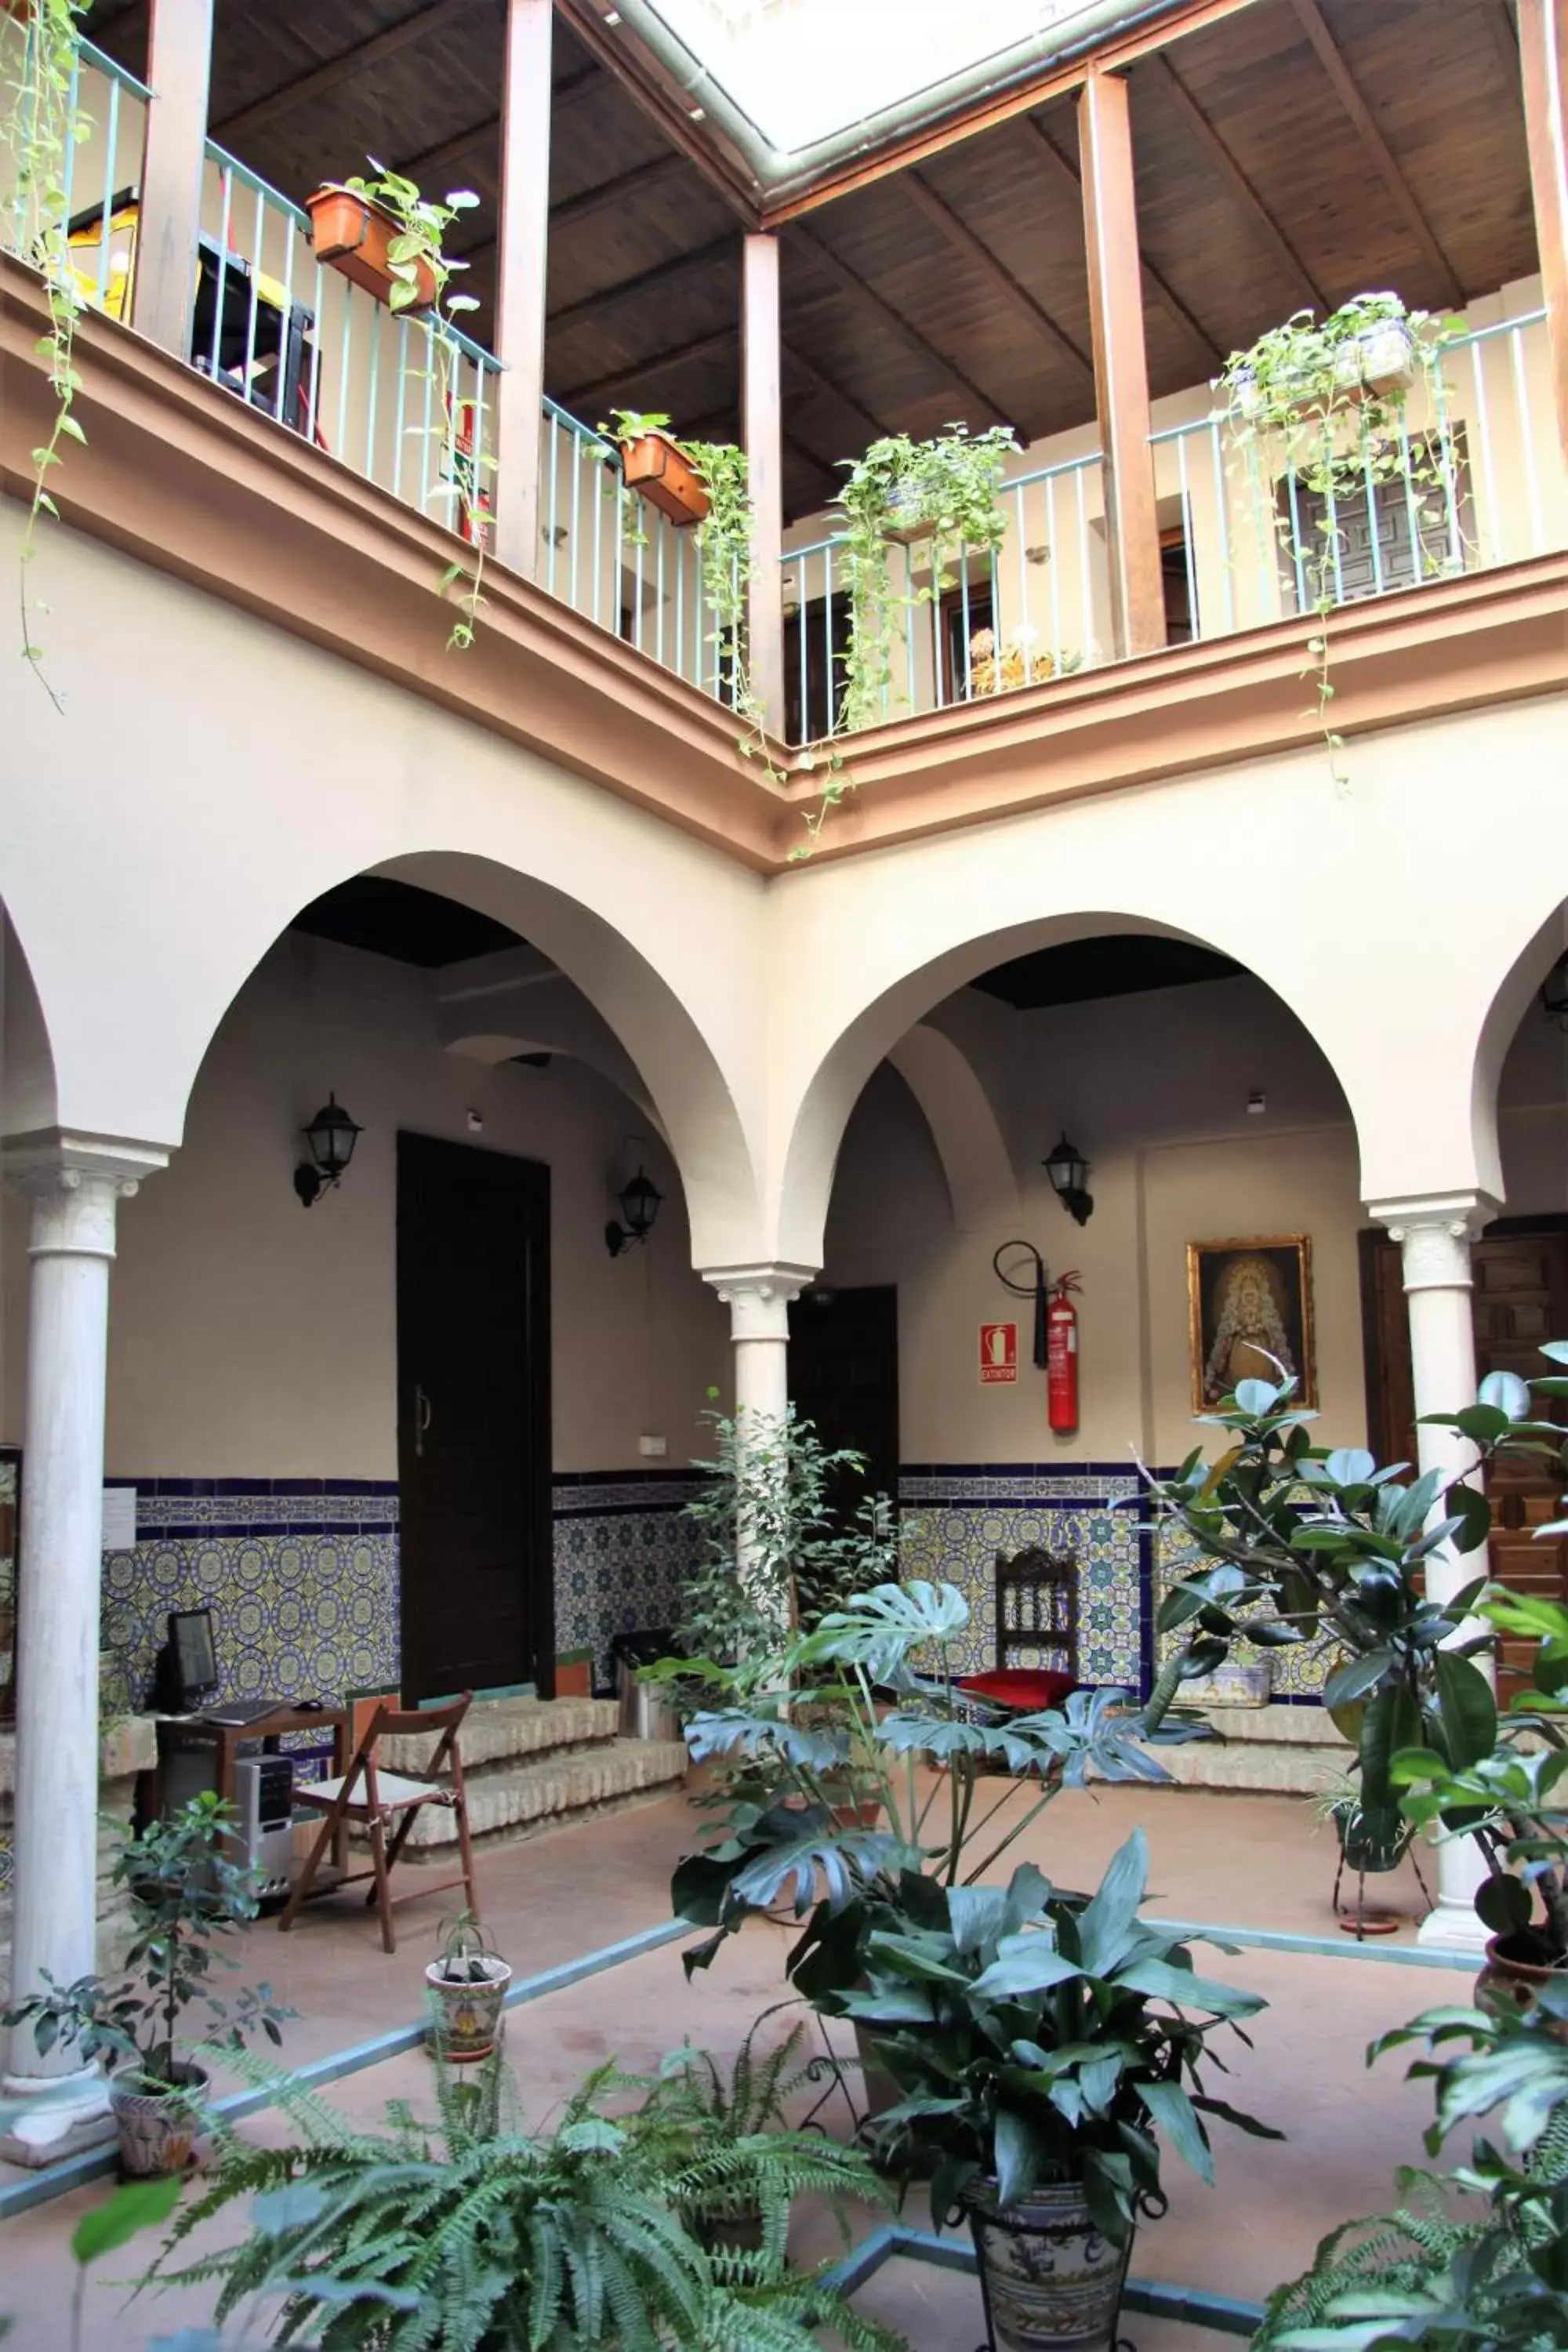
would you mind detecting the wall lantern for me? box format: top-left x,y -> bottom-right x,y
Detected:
1541,953 -> 1568,1029
1043,1132 -> 1094,1227
605,1167 -> 662,1258
293,1094 -> 363,1207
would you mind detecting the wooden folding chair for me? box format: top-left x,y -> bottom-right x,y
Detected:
278,1693 -> 478,1954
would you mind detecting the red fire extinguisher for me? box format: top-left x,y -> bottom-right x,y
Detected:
1047,1272 -> 1081,1435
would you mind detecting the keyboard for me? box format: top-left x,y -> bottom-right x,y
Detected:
201,1700 -> 287,1727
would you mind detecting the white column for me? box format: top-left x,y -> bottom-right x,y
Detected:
1370,1189 -> 1500,1954
702,1262 -> 815,1632
2,1137 -> 164,2164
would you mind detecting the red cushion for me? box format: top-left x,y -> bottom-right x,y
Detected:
956,1668 -> 1076,1711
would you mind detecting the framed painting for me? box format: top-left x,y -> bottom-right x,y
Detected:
1187,1236 -> 1316,1411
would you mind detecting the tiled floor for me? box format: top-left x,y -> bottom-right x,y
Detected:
0,1778 -> 1461,2350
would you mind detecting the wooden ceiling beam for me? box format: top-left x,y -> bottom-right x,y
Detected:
212,0 -> 481,144
1286,0 -> 1466,308
1153,53 -> 1329,312
552,152 -> 690,234
900,169 -> 1094,381
546,234 -> 738,332
561,325 -> 738,413
790,227 -> 1014,430
394,68 -> 601,190
781,339 -> 896,444
1020,113 -> 1225,373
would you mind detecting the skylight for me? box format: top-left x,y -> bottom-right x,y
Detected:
641,0 -> 1136,158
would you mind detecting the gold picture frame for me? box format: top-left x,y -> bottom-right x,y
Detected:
1186,1235 -> 1316,1412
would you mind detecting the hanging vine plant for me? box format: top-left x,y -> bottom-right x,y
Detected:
1216,291 -> 1461,791
5,0 -> 93,710
832,421 -> 1018,738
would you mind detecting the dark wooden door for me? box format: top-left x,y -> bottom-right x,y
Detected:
397,1134 -> 553,1703
1363,1224 -> 1568,1686
787,1284 -> 900,1530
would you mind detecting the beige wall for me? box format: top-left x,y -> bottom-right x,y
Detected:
822,972 -> 1568,1469
4,932 -> 728,1475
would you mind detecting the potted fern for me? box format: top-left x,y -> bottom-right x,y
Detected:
142,2049 -> 902,2351
2,1792 -> 292,2176
426,1910 -> 512,2063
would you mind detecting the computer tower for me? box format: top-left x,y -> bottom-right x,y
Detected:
161,1737 -> 296,1898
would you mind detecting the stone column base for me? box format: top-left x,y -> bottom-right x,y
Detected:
0,2068 -> 116,2168
1416,1896 -> 1492,1957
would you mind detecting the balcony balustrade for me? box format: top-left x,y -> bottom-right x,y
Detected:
3,38 -> 1565,764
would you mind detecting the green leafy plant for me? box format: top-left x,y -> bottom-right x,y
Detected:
342,161 -> 488,650
140,2049 -> 904,2351
843,1828 -> 1279,2245
832,422 -> 1018,738
1217,292 -> 1461,793
2,1792 -> 292,2091
3,0 -> 93,709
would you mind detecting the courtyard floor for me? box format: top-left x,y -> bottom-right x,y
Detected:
0,1779 -> 1458,2349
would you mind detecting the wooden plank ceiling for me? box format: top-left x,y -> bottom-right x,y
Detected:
85,0 -> 1537,523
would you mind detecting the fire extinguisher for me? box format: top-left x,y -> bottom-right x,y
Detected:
1047,1272 -> 1081,1435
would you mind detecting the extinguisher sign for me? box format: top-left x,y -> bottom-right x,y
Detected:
979,1323 -> 1018,1384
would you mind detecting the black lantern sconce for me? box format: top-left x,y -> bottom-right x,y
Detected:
293,1094 -> 363,1207
604,1166 -> 663,1258
1043,1132 -> 1094,1227
1541,953 -> 1568,1030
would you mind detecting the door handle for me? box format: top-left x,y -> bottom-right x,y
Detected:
414,1384 -> 433,1457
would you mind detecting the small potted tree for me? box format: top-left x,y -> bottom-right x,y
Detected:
424,1910 -> 512,2063
842,1828 -> 1279,2352
2,1791 -> 292,2176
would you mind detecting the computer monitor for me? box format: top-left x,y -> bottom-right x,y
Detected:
151,1606 -> 220,1712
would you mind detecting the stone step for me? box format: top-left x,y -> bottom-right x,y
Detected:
394,1735 -> 688,1854
1089,1702 -> 1350,1796
378,1695 -> 621,1777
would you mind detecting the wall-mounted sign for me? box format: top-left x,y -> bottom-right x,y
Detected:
980,1323 -> 1018,1385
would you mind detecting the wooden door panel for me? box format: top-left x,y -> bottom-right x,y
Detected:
397,1133 -> 553,1703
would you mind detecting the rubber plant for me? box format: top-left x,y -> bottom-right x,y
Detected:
4,0 -> 93,710
342,162 -> 489,649
1216,291 -> 1461,793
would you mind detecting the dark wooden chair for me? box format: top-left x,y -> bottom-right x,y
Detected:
956,1547 -> 1080,1713
278,1692 -> 477,1954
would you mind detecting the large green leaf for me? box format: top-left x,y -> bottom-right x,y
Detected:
1075,1828 -> 1149,1977
993,2106 -> 1040,2210
1433,1649 -> 1497,1769
946,1884 -> 1008,1956
1323,1650 -> 1396,1711
1358,1682 -> 1423,1819
71,2175 -> 183,2266
970,1939 -> 1083,2002
1115,1957 -> 1265,2017
1138,2079 -> 1214,2185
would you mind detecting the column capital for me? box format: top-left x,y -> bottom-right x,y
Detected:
702,1261 -> 816,1342
1367,1190 -> 1501,1290
4,1131 -> 169,1258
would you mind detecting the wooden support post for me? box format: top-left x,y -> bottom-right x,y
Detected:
1519,0 -> 1568,470
132,0 -> 215,358
742,230 -> 786,735
1077,67 -> 1166,659
494,0 -> 553,580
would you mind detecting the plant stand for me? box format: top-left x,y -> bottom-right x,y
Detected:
1332,1838 -> 1433,1940
963,2186 -> 1161,2352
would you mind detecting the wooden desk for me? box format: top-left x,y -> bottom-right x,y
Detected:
154,1704 -> 350,1886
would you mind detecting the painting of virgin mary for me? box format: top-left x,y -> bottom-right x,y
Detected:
1187,1236 -> 1316,1410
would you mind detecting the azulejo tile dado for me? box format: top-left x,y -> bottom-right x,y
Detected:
551,1473 -> 710,1690
1153,1515 -> 1331,1701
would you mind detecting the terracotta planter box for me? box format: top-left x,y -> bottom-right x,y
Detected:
305,186 -> 437,311
619,430 -> 710,528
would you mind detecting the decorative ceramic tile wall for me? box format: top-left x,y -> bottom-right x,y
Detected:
101,1481 -> 400,1710
898,1465 -> 1151,1694
551,1472 -> 709,1690
1153,1515 -> 1330,1700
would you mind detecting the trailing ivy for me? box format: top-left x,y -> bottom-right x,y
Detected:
343,162 -> 489,649
5,0 -> 93,710
1217,291 -> 1461,793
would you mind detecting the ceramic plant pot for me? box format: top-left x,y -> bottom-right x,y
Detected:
110,2061 -> 207,2179
1477,1934 -> 1568,2040
426,1956 -> 512,2062
619,431 -> 710,527
1334,1802 -> 1412,1875
305,186 -> 437,310
967,2180 -> 1134,2352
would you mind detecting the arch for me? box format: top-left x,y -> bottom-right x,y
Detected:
770,899 -> 1363,1270
1468,898 -> 1568,1203
886,1023 -> 1019,1232
0,901 -> 59,1141
433,950 -> 668,1141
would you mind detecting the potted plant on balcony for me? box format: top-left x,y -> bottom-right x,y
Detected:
303,180 -> 439,310
606,407 -> 713,528
2,1791 -> 292,2176
843,1829 -> 1276,2352
424,1909 -> 512,2063
833,423 -> 1018,735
